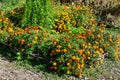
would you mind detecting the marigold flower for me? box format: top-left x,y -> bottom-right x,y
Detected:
53,62 -> 57,66
66,70 -> 70,75
71,56 -> 76,60
56,49 -> 61,53
78,49 -> 83,54
34,36 -> 38,40
56,45 -> 61,49
100,23 -> 106,27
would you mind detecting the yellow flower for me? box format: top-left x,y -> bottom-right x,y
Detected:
71,56 -> 76,60
66,70 -> 70,75
53,62 -> 57,66
8,27 -> 14,33
109,39 -> 113,43
87,51 -> 90,55
77,64 -> 81,69
114,54 -> 119,60
99,59 -> 103,64
32,41 -> 37,45
34,36 -> 38,40
66,63 -> 70,66
88,57 -> 90,59
97,34 -> 101,38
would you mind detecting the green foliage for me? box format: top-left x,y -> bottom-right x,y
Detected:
21,0 -> 55,28
0,0 -> 25,12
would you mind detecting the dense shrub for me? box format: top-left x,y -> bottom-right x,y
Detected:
53,5 -> 95,33
0,2 -> 119,78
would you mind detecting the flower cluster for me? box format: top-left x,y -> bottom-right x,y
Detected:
49,23 -> 117,77
0,4 -> 118,78
54,5 -> 95,33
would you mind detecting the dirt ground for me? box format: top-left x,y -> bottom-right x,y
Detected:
0,56 -> 48,80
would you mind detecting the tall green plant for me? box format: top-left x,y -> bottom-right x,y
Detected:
21,0 -> 55,28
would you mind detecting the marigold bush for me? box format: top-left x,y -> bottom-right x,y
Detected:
53,5 -> 95,33
0,3 -> 119,78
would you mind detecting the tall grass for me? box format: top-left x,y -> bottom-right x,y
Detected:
21,0 -> 55,29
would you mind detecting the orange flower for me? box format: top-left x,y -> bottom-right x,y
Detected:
82,54 -> 86,59
115,47 -> 118,53
35,30 -> 39,33
56,45 -> 61,49
68,44 -> 71,49
56,49 -> 61,53
43,37 -> 47,41
53,41 -> 57,45
78,50 -> 83,54
100,23 -> 106,27
54,67 -> 57,70
65,39 -> 69,43
76,57 -> 80,62
27,43 -> 31,47
109,39 -> 113,43
81,64 -> 84,68
21,39 -> 25,45
63,49 -> 67,53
